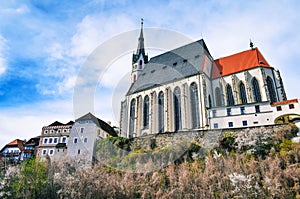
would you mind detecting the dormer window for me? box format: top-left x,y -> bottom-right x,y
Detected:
183,59 -> 187,63
173,62 -> 177,66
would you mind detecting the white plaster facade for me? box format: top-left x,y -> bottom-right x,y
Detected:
209,100 -> 300,129
119,25 -> 300,138
67,113 -> 117,163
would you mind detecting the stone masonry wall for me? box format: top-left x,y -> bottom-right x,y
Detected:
130,124 -> 292,151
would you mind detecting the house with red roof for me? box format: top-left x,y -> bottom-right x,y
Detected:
0,139 -> 25,164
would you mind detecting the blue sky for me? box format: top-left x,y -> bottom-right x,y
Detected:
1,0 -> 300,147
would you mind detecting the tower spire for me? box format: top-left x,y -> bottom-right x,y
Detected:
131,19 -> 148,84
136,18 -> 145,55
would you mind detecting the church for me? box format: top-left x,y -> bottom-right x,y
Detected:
119,21 -> 300,138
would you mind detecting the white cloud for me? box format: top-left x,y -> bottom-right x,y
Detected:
47,42 -> 64,60
0,35 -> 8,76
69,14 -> 136,58
0,99 -> 74,148
0,4 -> 29,15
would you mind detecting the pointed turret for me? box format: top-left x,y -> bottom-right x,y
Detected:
131,19 -> 148,84
136,19 -> 145,56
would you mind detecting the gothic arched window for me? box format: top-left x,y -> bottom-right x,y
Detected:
143,95 -> 150,128
215,87 -> 222,107
252,78 -> 262,102
226,84 -> 235,106
208,95 -> 212,108
174,87 -> 182,131
239,82 -> 247,104
267,76 -> 277,103
190,83 -> 200,128
139,60 -> 143,69
158,91 -> 164,133
129,99 -> 136,137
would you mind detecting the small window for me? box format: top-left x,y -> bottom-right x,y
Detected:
255,105 -> 260,113
49,138 -> 53,144
42,149 -> 47,155
212,110 -> 217,118
289,104 -> 295,109
63,129 -> 67,133
54,138 -> 58,143
44,130 -> 48,134
276,106 -> 282,111
44,138 -> 48,144
195,55 -> 200,59
173,62 -> 177,66
80,128 -> 84,133
228,122 -> 233,127
57,129 -> 61,133
74,138 -> 78,144
78,149 -> 80,154
49,149 -> 54,155
50,130 -> 54,134
253,121 -> 258,124
213,123 -> 218,129
84,138 -> 88,143
151,70 -> 155,73
242,121 -> 248,126
62,137 -> 66,143
183,59 -> 187,63
240,107 -> 245,115
162,65 -> 167,69
227,108 -> 231,116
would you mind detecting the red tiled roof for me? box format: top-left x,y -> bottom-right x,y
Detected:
212,48 -> 272,79
7,139 -> 19,146
271,99 -> 298,106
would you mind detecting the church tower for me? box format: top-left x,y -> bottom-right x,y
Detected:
131,19 -> 148,83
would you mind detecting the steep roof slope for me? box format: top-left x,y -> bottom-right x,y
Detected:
127,39 -> 213,95
76,112 -> 118,137
0,139 -> 25,152
212,48 -> 272,79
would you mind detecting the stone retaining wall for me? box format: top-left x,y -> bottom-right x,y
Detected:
130,124 -> 292,151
